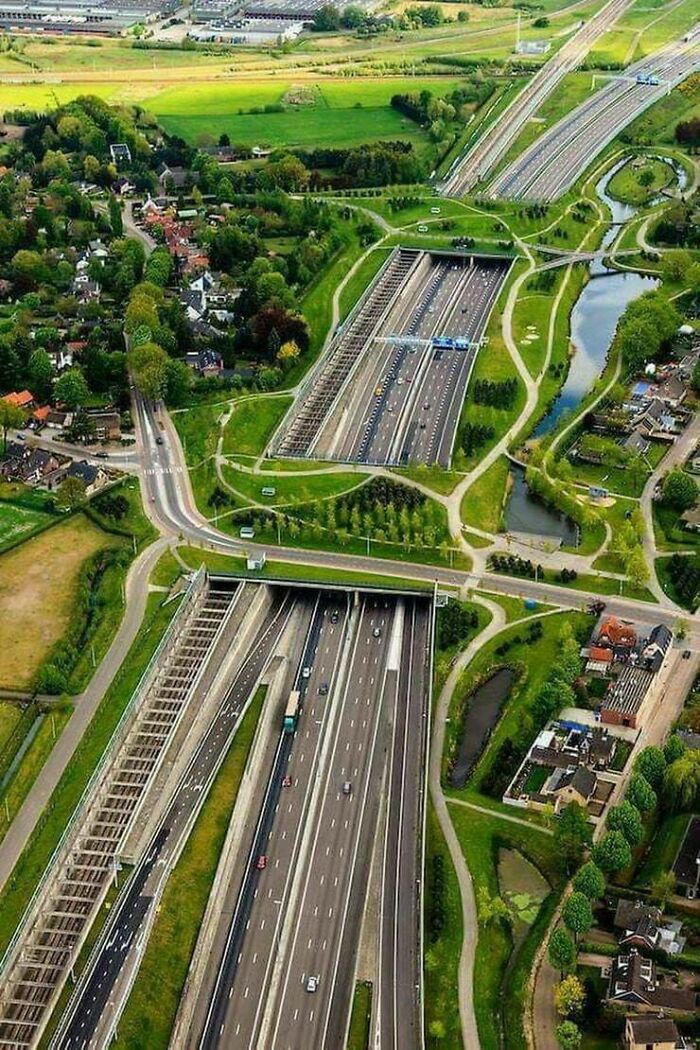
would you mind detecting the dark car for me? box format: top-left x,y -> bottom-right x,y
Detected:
155,436 -> 164,446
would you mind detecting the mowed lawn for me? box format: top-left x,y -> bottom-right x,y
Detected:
0,514 -> 120,689
222,395 -> 293,458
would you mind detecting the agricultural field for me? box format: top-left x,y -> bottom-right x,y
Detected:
0,514 -> 121,690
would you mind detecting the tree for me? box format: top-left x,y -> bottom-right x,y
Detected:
556,1021 -> 581,1050
554,975 -> 585,1018
606,801 -> 644,846
634,745 -> 666,789
128,342 -> 168,403
650,869 -> 676,906
553,803 -> 591,874
428,1020 -> 446,1042
562,892 -> 593,941
28,348 -> 54,402
0,401 -> 25,453
108,194 -> 123,237
573,861 -> 605,901
312,4 -> 340,30
663,750 -> 700,812
164,358 -> 192,408
627,773 -> 656,814
57,475 -> 86,510
625,545 -> 649,590
592,831 -> 632,875
54,368 -> 89,410
661,469 -> 698,512
675,617 -> 689,641
548,928 -> 576,977
664,734 -> 686,765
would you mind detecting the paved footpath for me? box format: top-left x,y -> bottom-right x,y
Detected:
0,537 -> 171,893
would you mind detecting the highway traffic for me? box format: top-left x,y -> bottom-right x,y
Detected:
193,590 -> 432,1050
439,0 -> 635,196
489,32 -> 700,200
272,250 -> 508,470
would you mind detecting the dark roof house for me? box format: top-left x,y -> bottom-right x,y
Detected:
607,951 -> 697,1012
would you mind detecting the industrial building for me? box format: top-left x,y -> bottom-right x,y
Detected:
0,0 -> 178,34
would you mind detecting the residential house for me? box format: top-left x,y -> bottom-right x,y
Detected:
185,349 -> 223,377
623,430 -> 651,456
112,177 -> 134,197
673,816 -> 700,899
550,766 -> 597,809
65,460 -> 107,496
1,442 -> 61,486
2,389 -> 35,410
109,143 -> 132,167
625,1015 -> 689,1050
156,163 -> 197,191
597,617 -> 637,653
614,900 -> 685,955
607,951 -> 697,1013
85,409 -> 121,443
641,624 -> 673,673
680,507 -> 700,533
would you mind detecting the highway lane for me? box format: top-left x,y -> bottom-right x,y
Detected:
133,394 -> 700,648
265,596 -> 398,1050
53,589 -> 295,1050
326,255 -> 507,469
440,0 -> 634,196
197,592 -> 354,1049
377,599 -> 431,1050
490,36 -> 700,200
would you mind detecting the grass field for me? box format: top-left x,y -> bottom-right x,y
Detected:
222,395 -> 293,458
0,703 -> 24,755
606,155 -> 675,205
460,456 -> 510,535
221,465 -> 368,506
0,501 -> 54,553
0,514 -> 121,690
449,805 -> 562,1050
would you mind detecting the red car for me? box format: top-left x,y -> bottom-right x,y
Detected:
282,775 -> 292,787
256,855 -> 267,870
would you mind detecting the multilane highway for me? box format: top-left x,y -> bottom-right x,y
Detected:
439,0 -> 634,196
52,588 -> 297,1050
337,257 -> 507,468
490,32 -> 700,200
195,590 -> 431,1050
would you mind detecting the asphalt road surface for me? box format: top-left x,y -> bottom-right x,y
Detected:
196,592 -> 355,1048
53,589 -> 295,1050
440,0 -> 634,196
377,600 -> 431,1050
324,254 -> 508,468
195,591 -> 432,1050
489,36 -> 700,200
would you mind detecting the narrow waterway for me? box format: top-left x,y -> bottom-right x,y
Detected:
504,156 -> 672,538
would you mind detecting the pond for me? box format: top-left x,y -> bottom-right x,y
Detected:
505,463 -> 578,545
450,667 -> 515,788
498,847 -> 551,954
